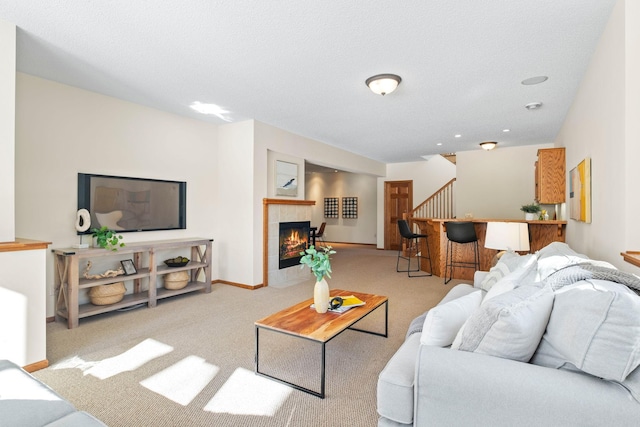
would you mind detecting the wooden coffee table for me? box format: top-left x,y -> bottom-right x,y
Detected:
254,289 -> 388,398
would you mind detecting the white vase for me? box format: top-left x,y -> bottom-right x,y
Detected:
525,213 -> 536,220
314,278 -> 330,314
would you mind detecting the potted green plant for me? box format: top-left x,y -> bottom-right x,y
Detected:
520,202 -> 541,220
91,226 -> 125,251
300,245 -> 336,313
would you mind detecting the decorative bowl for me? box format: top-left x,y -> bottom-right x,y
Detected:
164,257 -> 190,267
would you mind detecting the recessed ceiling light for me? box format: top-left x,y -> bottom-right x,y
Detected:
454,134 -> 462,138
190,102 -> 232,121
437,143 -> 443,146
525,102 -> 543,110
503,129 -> 510,132
521,76 -> 548,85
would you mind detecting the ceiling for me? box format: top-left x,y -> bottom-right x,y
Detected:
0,1 -> 616,164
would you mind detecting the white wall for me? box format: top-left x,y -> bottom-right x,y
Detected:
306,171 -> 377,244
376,155 -> 456,248
456,144 -> 553,219
0,19 -> 15,242
216,120 -> 255,285
554,0 -> 640,273
0,248 -> 46,366
625,0 -> 640,253
386,156 -> 457,204
15,74 -> 219,316
15,80 -> 385,297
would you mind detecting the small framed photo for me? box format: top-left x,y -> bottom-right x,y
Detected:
121,259 -> 137,275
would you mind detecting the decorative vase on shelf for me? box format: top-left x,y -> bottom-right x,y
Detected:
314,278 -> 330,314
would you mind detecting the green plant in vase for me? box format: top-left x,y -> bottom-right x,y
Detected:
300,245 -> 336,313
520,202 -> 541,220
91,226 -> 125,251
520,202 -> 541,213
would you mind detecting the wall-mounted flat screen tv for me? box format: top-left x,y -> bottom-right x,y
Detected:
78,173 -> 186,233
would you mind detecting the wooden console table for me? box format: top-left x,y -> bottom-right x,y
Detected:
410,218 -> 567,280
53,237 -> 212,328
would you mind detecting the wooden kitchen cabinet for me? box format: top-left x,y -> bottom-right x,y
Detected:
535,147 -> 565,204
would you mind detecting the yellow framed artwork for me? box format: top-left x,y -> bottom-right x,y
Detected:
569,157 -> 591,223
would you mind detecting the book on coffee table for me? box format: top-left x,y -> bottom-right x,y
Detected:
339,295 -> 365,308
310,295 -> 366,313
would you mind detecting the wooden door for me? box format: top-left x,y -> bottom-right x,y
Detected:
384,181 -> 413,250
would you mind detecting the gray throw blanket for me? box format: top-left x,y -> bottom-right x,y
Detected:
544,261 -> 640,295
406,311 -> 428,339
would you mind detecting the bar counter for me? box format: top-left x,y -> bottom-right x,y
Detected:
410,218 -> 567,281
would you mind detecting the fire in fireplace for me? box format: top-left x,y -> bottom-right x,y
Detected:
279,221 -> 311,269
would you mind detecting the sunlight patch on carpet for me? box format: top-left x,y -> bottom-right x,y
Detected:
140,355 -> 219,406
84,338 -> 174,379
50,355 -> 98,372
204,367 -> 291,416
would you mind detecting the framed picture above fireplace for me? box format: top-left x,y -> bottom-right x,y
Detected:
275,160 -> 298,197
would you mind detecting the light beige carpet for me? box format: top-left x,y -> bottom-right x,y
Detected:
34,243 -> 467,426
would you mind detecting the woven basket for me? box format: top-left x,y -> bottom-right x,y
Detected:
164,271 -> 189,290
89,282 -> 126,305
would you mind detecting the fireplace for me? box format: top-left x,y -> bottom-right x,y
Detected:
279,221 -> 311,269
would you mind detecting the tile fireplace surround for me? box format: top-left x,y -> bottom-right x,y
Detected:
263,198 -> 315,288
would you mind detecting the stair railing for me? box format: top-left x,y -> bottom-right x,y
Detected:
405,178 -> 456,221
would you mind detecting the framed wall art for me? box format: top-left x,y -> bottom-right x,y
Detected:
275,160 -> 298,197
342,197 -> 358,219
569,157 -> 591,223
324,197 -> 339,218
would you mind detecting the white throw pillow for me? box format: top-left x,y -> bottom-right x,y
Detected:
479,251 -> 520,291
455,285 -> 554,362
530,280 -> 640,382
480,253 -> 537,292
420,290 -> 482,347
481,257 -> 539,305
482,274 -> 517,304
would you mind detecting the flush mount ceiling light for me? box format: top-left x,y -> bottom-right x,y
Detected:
525,102 -> 543,110
365,74 -> 402,95
521,76 -> 548,85
480,141 -> 497,151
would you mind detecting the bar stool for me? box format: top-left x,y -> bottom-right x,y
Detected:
444,221 -> 480,284
396,219 -> 433,277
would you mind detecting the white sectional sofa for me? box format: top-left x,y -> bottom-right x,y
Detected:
0,359 -> 106,426
377,242 -> 640,426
